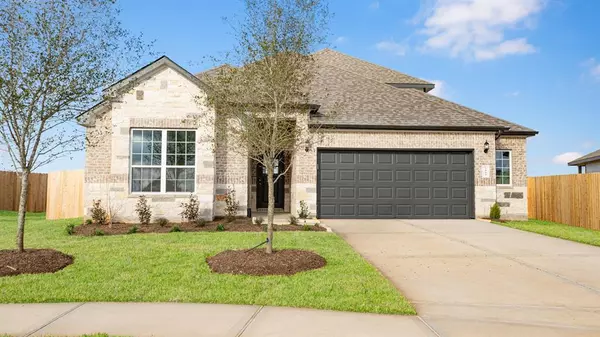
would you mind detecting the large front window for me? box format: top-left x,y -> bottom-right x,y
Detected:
130,129 -> 196,193
496,150 -> 511,185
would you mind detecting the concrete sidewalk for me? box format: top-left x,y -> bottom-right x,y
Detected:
0,302 -> 437,337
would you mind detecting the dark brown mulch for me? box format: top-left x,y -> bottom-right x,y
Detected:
73,218 -> 326,236
0,249 -> 74,277
206,249 -> 327,276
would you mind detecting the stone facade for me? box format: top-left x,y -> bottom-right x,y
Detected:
84,64 -> 530,222
84,66 -> 216,222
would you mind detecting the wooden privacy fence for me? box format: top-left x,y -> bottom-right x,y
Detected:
46,170 -> 84,220
528,173 -> 600,230
0,171 -> 48,212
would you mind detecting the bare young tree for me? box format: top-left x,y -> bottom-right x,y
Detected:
201,0 -> 330,253
0,0 -> 150,252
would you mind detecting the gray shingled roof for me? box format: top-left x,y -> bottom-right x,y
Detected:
568,149 -> 600,166
313,49 -> 433,86
196,49 -> 537,135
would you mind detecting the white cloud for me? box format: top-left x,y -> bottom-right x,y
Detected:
552,152 -> 582,165
417,0 -> 545,61
425,79 -> 448,98
505,91 -> 520,97
334,36 -> 348,44
583,58 -> 600,80
375,40 -> 407,56
369,1 -> 380,10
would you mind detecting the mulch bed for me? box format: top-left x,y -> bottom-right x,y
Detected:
73,218 -> 326,236
206,249 -> 327,276
0,249 -> 74,277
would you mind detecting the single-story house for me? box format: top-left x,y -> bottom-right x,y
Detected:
568,149 -> 600,173
78,49 -> 537,222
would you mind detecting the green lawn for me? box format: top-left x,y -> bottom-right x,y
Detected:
0,211 -> 414,315
496,219 -> 600,247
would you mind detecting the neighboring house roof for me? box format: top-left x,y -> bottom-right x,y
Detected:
568,149 -> 600,166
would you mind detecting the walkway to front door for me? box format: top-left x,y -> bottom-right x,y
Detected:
325,219 -> 600,337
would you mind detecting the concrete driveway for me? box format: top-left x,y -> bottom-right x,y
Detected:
325,219 -> 600,337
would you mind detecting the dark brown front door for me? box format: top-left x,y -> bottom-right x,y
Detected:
257,155 -> 285,209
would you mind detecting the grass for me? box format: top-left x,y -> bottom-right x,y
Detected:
496,219 -> 600,247
0,211 -> 415,315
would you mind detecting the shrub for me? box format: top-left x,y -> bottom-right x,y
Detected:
170,225 -> 181,233
65,224 -> 75,235
314,221 -> 321,227
91,200 -> 108,225
127,225 -> 139,234
85,219 -> 93,225
254,216 -> 264,226
298,200 -> 310,219
216,223 -> 226,231
195,218 -> 207,227
155,217 -> 169,227
224,187 -> 239,222
289,215 -> 298,225
180,194 -> 199,223
302,224 -> 311,231
135,196 -> 152,225
490,202 -> 501,220
93,229 -> 105,236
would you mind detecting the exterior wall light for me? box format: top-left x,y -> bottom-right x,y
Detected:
484,141 -> 490,153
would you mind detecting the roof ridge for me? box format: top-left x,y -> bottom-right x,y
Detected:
319,61 -> 510,130
313,48 -> 432,85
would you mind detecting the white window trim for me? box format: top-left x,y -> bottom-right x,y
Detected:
130,128 -> 197,194
496,149 -> 512,186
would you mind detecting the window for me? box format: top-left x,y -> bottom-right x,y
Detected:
130,129 -> 196,193
496,150 -> 511,185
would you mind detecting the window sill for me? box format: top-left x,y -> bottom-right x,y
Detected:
128,193 -> 194,199
496,185 -> 514,189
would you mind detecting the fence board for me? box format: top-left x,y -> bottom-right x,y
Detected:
0,171 -> 47,212
45,170 -> 84,220
528,173 -> 600,230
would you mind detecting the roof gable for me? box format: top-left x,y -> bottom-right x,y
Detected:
568,149 -> 600,166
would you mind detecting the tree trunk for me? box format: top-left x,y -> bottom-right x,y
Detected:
16,170 -> 30,253
266,163 -> 275,254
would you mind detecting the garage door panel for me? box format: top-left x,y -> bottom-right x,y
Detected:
318,150 -> 473,219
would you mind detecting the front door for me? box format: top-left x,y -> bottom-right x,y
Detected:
257,155 -> 285,209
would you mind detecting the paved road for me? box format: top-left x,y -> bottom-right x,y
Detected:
326,219 -> 600,337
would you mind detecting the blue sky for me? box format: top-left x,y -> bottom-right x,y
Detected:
4,0 -> 599,176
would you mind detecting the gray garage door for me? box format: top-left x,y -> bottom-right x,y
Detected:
317,150 -> 474,219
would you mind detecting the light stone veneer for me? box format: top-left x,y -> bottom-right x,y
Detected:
84,66 -> 216,222
84,64 -> 529,221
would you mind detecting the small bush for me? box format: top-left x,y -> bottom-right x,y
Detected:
298,200 -> 310,219
180,194 -> 200,223
85,219 -> 93,225
289,215 -> 298,225
170,225 -> 181,233
224,187 -> 239,222
91,200 -> 108,225
155,217 -> 169,227
65,224 -> 75,235
254,216 -> 264,226
490,202 -> 501,220
314,221 -> 321,227
127,225 -> 139,234
302,224 -> 311,231
93,229 -> 105,236
135,196 -> 152,225
216,223 -> 226,231
195,218 -> 207,227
